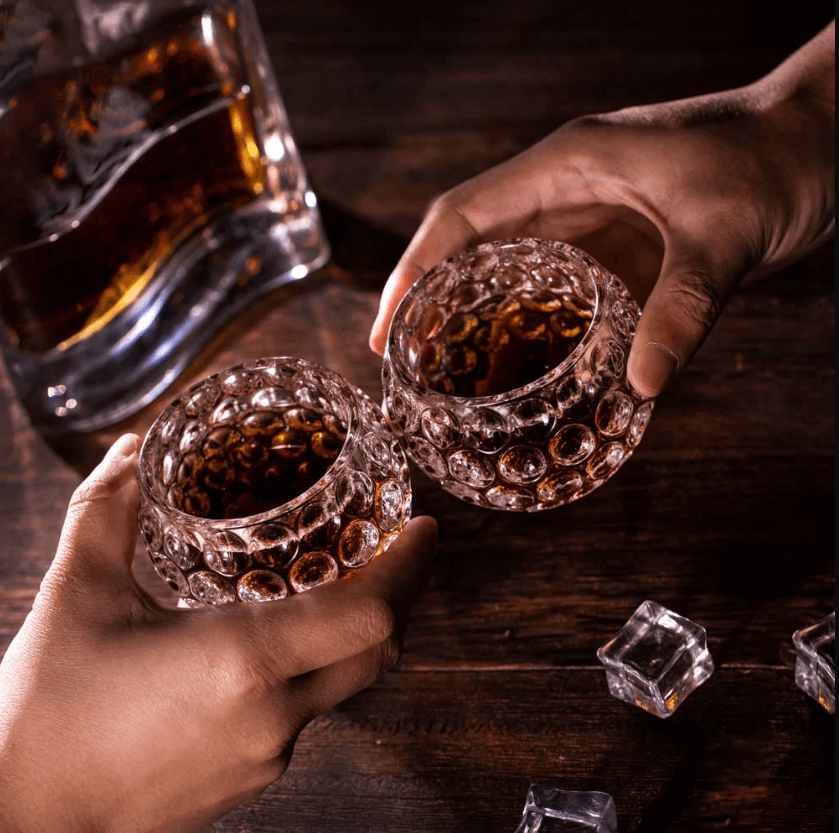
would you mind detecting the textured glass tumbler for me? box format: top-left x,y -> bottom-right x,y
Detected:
0,1 -> 329,435
138,358 -> 411,605
382,238 -> 653,511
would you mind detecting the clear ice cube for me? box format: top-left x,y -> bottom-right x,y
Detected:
596,600 -> 714,718
514,785 -> 618,833
792,611 -> 835,714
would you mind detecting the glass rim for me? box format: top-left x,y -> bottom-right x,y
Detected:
138,356 -> 358,530
384,237 -> 605,408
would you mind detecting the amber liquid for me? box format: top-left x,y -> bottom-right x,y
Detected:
418,295 -> 593,398
171,408 -> 347,520
0,7 -> 265,353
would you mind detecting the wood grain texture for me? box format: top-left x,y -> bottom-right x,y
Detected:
212,670 -> 834,833
0,0 -> 833,830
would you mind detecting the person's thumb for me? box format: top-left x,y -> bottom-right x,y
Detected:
51,434 -> 142,596
627,240 -> 748,397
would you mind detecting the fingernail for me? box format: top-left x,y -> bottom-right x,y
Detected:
369,314 -> 382,342
110,433 -> 140,458
100,434 -> 140,473
629,342 -> 680,397
88,435 -> 139,485
369,318 -> 387,355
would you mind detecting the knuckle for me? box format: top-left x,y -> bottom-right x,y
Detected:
68,476 -> 116,512
262,750 -> 292,783
241,723 -> 282,764
353,594 -> 398,649
427,190 -> 458,216
667,271 -> 724,333
380,631 -> 403,671
564,113 -> 607,133
426,191 -> 479,239
422,194 -> 452,228
558,112 -> 615,140
237,726 -> 296,777
211,631 -> 276,703
246,718 -> 295,765
357,635 -> 403,683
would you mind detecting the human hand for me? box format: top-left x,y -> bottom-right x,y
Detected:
0,434 -> 437,833
369,22 -> 835,397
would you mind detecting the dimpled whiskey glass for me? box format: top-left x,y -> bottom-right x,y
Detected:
138,357 -> 411,605
382,238 -> 654,511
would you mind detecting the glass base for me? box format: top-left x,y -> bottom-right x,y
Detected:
2,200 -> 329,436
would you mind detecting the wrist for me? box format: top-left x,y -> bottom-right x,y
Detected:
747,21 -> 834,120
738,26 -> 836,264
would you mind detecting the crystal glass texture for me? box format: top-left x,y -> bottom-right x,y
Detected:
792,611 -> 835,713
138,358 -> 411,605
514,785 -> 618,833
0,1 -> 329,435
596,600 -> 714,718
382,238 -> 653,512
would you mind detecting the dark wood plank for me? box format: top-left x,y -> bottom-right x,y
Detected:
209,669 -> 834,832
258,1 -> 834,146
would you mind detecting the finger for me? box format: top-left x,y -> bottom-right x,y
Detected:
53,434 -> 141,588
367,136 -> 581,356
192,516 -> 437,681
341,514 -> 437,630
627,241 -> 748,397
368,120 -> 628,356
368,198 -> 480,355
289,640 -> 399,719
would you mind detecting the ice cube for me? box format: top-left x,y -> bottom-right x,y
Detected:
792,611 -> 834,713
596,600 -> 714,718
514,785 -> 618,833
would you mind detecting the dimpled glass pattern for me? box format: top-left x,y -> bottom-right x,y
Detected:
138,358 -> 411,605
596,600 -> 714,719
792,612 -> 835,713
382,238 -> 653,511
514,785 -> 618,833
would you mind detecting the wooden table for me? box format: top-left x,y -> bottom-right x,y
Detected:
0,2 -> 834,830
